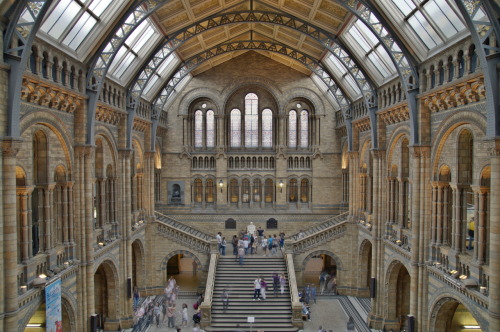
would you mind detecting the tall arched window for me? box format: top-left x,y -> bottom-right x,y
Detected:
242,179 -> 250,203
289,110 -> 297,148
194,179 -> 202,203
206,110 -> 215,148
301,179 -> 309,202
262,109 -> 273,148
253,179 -> 261,202
245,93 -> 258,147
300,110 -> 309,148
230,179 -> 239,203
194,110 -> 203,148
264,179 -> 274,203
289,179 -> 298,202
205,179 -> 214,203
230,109 -> 241,148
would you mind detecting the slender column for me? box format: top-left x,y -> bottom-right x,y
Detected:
451,184 -> 463,252
27,190 -> 33,259
436,185 -> 443,246
348,152 -> 359,217
2,139 -> 21,331
477,189 -> 488,264
443,187 -> 451,246
489,143 -> 500,331
17,188 -> 31,262
83,146 -> 95,329
430,183 -> 438,259
62,185 -> 69,244
398,179 -> 405,227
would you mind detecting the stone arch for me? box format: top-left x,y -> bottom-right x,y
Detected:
132,239 -> 146,289
431,111 -> 487,176
94,259 -> 120,324
160,250 -> 203,275
428,295 -> 486,332
386,126 -> 411,173
178,88 -> 222,116
221,76 -> 283,112
94,127 -> 119,165
61,293 -> 77,332
282,87 -> 325,116
301,250 -> 343,272
18,293 -> 43,332
20,109 -> 74,170
358,239 -> 373,292
384,259 -> 412,328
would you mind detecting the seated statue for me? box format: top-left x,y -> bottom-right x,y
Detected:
246,222 -> 256,236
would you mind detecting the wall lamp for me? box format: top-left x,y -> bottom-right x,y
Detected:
279,180 -> 284,193
219,180 -> 223,193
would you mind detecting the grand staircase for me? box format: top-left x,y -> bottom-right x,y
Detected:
208,255 -> 299,332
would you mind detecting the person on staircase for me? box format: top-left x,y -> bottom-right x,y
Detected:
272,272 -> 280,296
253,277 -> 262,300
221,237 -> 227,256
267,235 -> 274,256
238,245 -> 245,265
260,278 -> 268,300
221,289 -> 229,312
262,236 -> 268,256
232,235 -> 238,256
279,273 -> 287,295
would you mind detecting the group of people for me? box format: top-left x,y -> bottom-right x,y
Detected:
252,273 -> 288,301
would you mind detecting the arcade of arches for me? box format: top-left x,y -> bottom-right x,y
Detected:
0,1 -> 499,332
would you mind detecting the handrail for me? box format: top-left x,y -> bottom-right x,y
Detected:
200,241 -> 219,328
286,220 -> 349,254
289,212 -> 349,240
285,253 -> 304,329
155,211 -> 215,241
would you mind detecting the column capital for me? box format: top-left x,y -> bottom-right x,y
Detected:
74,144 -> 94,158
119,148 -> 133,159
1,138 -> 22,157
16,185 -> 35,195
348,151 -> 359,160
470,185 -> 489,195
409,145 -> 431,159
490,139 -> 500,157
371,148 -> 386,160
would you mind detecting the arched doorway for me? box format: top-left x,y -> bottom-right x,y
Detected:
302,251 -> 340,295
430,298 -> 483,332
94,261 -> 118,330
385,261 -> 411,331
23,297 -> 75,331
132,240 -> 145,289
359,240 -> 372,297
162,251 -> 202,292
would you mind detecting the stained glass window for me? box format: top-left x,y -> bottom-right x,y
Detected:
194,110 -> 203,148
262,109 -> 273,148
206,110 -> 215,148
289,110 -> 297,148
245,93 -> 258,147
300,110 -> 309,148
230,109 -> 241,148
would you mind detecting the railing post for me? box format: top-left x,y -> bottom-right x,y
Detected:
285,253 -> 304,329
200,241 -> 219,328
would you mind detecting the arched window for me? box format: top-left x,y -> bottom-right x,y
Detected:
289,179 -> 298,202
264,179 -> 274,203
242,179 -> 250,203
300,110 -> 309,148
289,110 -> 297,148
230,179 -> 239,203
245,93 -> 258,147
194,179 -> 202,203
301,179 -> 309,202
194,110 -> 203,148
262,109 -> 273,148
206,110 -> 215,148
253,179 -> 261,202
230,109 -> 241,148
205,179 -> 214,203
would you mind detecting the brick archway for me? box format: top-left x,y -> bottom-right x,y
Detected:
160,250 -> 204,284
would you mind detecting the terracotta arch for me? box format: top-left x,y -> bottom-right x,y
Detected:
358,239 -> 373,292
94,259 -> 120,325
428,296 -> 486,332
384,260 -> 411,329
132,239 -> 146,288
160,250 -> 203,278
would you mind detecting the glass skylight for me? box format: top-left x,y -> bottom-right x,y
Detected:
325,55 -> 361,98
40,0 -> 115,50
344,20 -> 397,80
391,0 -> 465,49
107,19 -> 162,82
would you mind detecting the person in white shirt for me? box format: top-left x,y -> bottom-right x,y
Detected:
253,277 -> 262,300
243,238 -> 249,255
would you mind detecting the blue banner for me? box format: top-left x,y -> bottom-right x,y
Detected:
45,278 -> 62,332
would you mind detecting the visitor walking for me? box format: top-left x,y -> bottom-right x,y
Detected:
221,289 -> 229,312
260,278 -> 267,300
221,237 -> 227,256
279,273 -> 287,294
181,303 -> 188,327
253,277 -> 262,300
238,246 -> 245,265
272,272 -> 279,296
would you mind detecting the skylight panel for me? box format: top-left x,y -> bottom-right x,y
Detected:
40,0 -> 118,51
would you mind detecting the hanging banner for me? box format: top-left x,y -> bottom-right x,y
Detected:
45,278 -> 62,332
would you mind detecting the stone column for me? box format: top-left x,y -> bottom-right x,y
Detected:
477,189 -> 488,264
488,144 -> 500,331
2,139 -> 21,331
17,187 -> 31,262
348,152 -> 359,218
